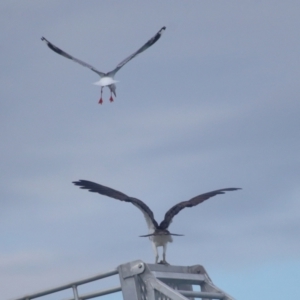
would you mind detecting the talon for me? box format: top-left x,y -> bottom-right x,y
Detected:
99,98 -> 103,104
109,96 -> 114,102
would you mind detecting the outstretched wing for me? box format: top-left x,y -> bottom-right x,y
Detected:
159,188 -> 241,229
107,26 -> 166,77
41,37 -> 106,77
73,180 -> 159,230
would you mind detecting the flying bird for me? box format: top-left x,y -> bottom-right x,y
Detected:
73,180 -> 241,265
41,26 -> 166,104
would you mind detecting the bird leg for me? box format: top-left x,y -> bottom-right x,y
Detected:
162,244 -> 170,265
152,243 -> 159,264
98,87 -> 103,104
109,92 -> 114,102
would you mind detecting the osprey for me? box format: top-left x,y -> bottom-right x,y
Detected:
41,26 -> 166,104
73,180 -> 241,264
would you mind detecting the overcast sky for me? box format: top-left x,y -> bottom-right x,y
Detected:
1,1 -> 300,300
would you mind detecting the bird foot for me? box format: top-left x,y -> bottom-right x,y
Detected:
98,98 -> 103,104
158,260 -> 170,266
109,96 -> 114,102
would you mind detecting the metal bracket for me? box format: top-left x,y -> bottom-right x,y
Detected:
120,260 -> 145,279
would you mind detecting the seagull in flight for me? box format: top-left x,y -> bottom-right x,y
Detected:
41,26 -> 166,104
73,180 -> 241,264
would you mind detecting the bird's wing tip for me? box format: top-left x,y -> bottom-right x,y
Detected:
41,37 -> 48,43
226,187 -> 242,191
72,180 -> 84,185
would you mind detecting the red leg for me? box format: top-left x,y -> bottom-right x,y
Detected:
98,87 -> 103,104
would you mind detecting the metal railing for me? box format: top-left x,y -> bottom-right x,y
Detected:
13,268 -> 120,300
11,260 -> 235,300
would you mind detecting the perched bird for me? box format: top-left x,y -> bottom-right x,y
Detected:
73,180 -> 241,265
41,26 -> 166,104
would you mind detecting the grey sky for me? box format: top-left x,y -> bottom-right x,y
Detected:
1,1 -> 300,299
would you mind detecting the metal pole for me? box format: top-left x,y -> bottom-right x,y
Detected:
72,285 -> 80,300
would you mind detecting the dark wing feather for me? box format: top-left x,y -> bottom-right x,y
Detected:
41,37 -> 106,77
159,188 -> 241,229
107,26 -> 166,77
73,180 -> 159,229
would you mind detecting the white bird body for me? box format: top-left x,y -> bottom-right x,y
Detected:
93,77 -> 118,87
93,78 -> 118,99
151,234 -> 173,247
133,202 -> 174,262
73,180 -> 241,265
150,233 -> 173,264
41,26 -> 166,104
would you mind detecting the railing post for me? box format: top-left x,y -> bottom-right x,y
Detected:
72,285 -> 80,300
